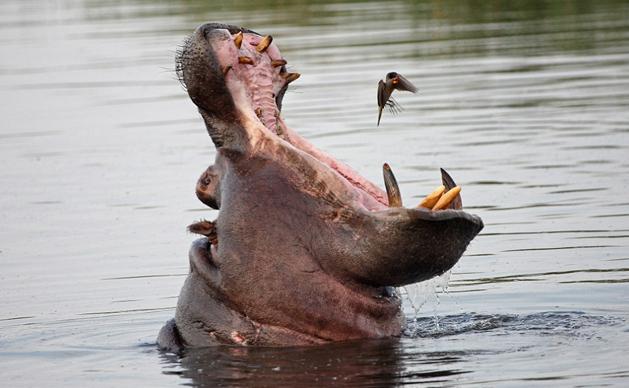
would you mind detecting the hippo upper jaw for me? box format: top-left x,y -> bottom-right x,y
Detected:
177,23 -> 388,209
164,23 -> 483,348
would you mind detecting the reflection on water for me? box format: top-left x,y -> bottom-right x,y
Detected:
161,337 -> 472,386
158,312 -> 621,386
1,0 -> 629,386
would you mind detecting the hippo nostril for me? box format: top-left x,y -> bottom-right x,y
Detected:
198,23 -> 242,39
199,23 -> 219,39
198,23 -> 258,41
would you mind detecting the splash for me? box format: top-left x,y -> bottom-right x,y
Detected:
402,311 -> 623,339
399,270 -> 452,329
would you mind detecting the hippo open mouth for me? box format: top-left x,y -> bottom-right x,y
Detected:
158,23 -> 483,350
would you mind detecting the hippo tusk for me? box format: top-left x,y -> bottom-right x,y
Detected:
383,163 -> 403,208
432,186 -> 462,210
271,59 -> 287,67
418,185 -> 445,209
282,72 -> 300,83
256,35 -> 273,53
233,31 -> 243,49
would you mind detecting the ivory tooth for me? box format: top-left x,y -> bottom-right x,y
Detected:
256,35 -> 273,53
271,59 -> 287,67
383,163 -> 403,208
432,186 -> 461,211
440,168 -> 463,209
283,72 -> 300,83
239,56 -> 254,65
418,185 -> 445,209
233,31 -> 243,49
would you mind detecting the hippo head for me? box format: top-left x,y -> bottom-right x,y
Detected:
158,23 -> 483,350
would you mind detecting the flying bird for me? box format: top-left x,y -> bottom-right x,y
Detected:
377,72 -> 418,126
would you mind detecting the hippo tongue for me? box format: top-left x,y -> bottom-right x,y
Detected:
276,117 -> 390,210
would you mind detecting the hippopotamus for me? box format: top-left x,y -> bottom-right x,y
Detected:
157,23 -> 483,351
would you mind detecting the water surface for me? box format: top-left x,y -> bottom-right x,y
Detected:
1,0 -> 629,386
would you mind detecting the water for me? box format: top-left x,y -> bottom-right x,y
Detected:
1,0 -> 628,386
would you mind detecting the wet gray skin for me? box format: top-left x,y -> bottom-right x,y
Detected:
157,23 -> 483,351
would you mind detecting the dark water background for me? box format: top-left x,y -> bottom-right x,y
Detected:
1,0 -> 629,386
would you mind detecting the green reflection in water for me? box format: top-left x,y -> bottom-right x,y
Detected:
81,0 -> 629,55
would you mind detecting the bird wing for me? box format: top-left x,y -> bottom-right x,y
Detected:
395,74 -> 418,93
377,79 -> 387,126
377,80 -> 387,108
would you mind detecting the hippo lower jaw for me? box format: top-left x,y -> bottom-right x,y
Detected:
158,23 -> 483,350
